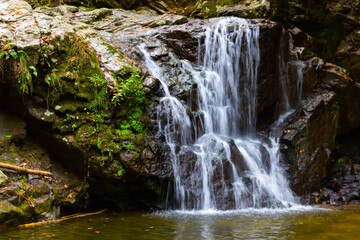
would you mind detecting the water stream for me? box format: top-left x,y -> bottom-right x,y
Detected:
140,17 -> 298,210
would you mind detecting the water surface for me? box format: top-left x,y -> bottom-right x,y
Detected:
1,205 -> 360,239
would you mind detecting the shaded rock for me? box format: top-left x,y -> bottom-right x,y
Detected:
63,0 -> 143,10
219,0 -> 271,19
289,27 -> 325,58
353,164 -> 360,175
0,201 -> 25,226
319,61 -> 360,134
336,47 -> 360,83
0,113 -> 27,146
273,90 -> 338,195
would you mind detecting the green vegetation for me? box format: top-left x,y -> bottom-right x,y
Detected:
0,45 -> 37,96
25,0 -> 64,7
36,33 -> 148,177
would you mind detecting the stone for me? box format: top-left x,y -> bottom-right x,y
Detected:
0,170 -> 8,185
75,8 -> 113,23
353,164 -> 360,175
273,90 -> 339,195
0,113 -> 27,146
219,0 -> 271,19
0,201 -> 24,225
319,62 -> 360,134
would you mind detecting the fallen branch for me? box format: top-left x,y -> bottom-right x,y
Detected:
18,209 -> 106,229
0,162 -> 52,177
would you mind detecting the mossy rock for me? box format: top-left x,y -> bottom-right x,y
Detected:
0,201 -> 26,225
0,170 -> 8,185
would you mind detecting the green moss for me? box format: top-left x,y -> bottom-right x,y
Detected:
57,103 -> 78,114
102,42 -> 125,59
32,32 -> 149,178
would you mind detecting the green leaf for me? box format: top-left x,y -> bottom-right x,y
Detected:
8,49 -> 18,59
29,66 -> 37,77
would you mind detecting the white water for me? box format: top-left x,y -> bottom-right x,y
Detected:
140,17 -> 300,210
279,30 -> 307,112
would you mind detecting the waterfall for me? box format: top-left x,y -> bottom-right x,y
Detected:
279,30 -> 306,111
140,17 -> 298,210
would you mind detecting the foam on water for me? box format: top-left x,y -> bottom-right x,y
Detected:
153,205 -> 327,218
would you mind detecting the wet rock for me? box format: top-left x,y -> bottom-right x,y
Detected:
228,139 -> 248,175
349,191 -> 360,201
328,177 -> 343,192
344,174 -> 356,183
273,90 -> 338,195
158,20 -> 207,63
289,27 -> 325,58
143,75 -> 160,93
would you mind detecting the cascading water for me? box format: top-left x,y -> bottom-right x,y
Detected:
140,17 -> 298,210
279,30 -> 307,112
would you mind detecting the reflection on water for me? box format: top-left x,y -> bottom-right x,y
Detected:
1,206 -> 360,240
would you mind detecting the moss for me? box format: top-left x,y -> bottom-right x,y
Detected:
32,30 -> 149,180
101,42 -> 125,60
0,201 -> 25,225
42,33 -> 103,101
57,103 -> 78,114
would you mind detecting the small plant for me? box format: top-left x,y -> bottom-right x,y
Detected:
0,45 -> 37,96
88,74 -> 109,111
13,175 -> 35,207
117,165 -> 125,177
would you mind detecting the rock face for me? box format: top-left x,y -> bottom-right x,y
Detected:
0,112 -> 86,227
271,91 -> 339,195
303,127 -> 360,205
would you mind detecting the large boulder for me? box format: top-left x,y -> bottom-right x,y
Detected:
336,31 -> 360,83
319,61 -> 360,134
272,90 -> 339,195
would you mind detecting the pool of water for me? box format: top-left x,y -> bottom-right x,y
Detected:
1,205 -> 360,239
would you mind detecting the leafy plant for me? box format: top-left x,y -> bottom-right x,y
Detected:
88,74 -> 109,111
117,165 -> 125,177
0,45 -> 37,96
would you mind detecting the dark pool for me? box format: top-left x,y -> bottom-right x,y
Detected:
1,205 -> 360,239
